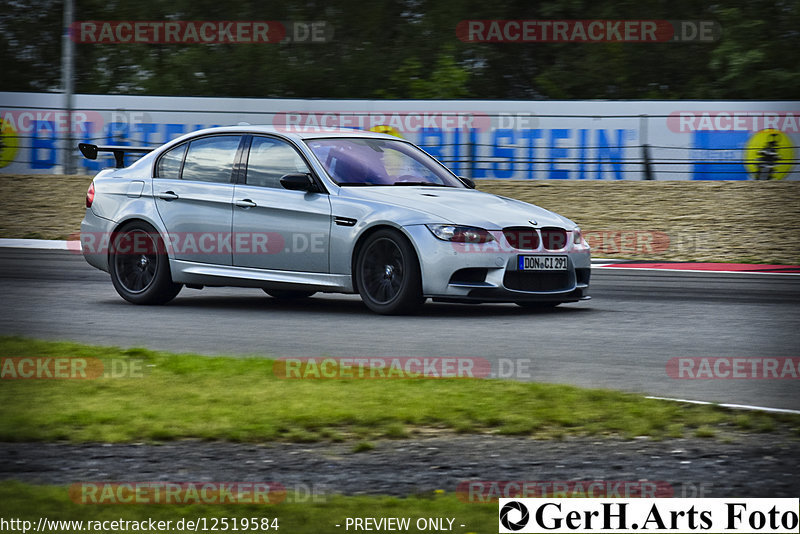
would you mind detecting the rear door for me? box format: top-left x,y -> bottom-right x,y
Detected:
153,134 -> 244,265
231,135 -> 331,272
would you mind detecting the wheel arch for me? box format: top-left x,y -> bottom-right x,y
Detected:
106,217 -> 182,305
107,216 -> 171,265
350,223 -> 423,294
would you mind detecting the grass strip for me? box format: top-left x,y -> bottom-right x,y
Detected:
0,336 -> 798,443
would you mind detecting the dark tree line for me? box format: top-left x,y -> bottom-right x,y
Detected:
1,0 -> 798,100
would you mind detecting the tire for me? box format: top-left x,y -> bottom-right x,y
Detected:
263,289 -> 316,300
108,221 -> 182,305
515,301 -> 560,309
355,229 -> 424,315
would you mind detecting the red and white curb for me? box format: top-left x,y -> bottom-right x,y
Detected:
593,261 -> 800,275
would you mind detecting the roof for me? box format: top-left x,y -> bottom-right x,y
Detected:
185,124 -> 403,142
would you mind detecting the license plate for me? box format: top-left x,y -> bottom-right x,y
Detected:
518,255 -> 568,271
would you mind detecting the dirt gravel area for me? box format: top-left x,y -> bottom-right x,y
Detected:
0,175 -> 798,263
2,433 -> 797,498
0,175 -> 89,241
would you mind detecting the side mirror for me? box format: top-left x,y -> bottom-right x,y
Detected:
458,176 -> 476,189
280,173 -> 318,192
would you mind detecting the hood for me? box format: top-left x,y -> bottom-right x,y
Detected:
339,186 -> 575,229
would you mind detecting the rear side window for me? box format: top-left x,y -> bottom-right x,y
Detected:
155,143 -> 187,179
181,135 -> 242,183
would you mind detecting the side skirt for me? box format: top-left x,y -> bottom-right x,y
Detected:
170,260 -> 354,293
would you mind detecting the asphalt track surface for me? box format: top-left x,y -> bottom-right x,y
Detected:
1,248 -> 798,410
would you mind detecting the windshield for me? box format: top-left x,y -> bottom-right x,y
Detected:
304,138 -> 464,187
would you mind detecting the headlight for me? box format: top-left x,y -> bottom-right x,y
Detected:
426,224 -> 495,243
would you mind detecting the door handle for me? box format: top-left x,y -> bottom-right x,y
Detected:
235,199 -> 257,208
158,191 -> 179,201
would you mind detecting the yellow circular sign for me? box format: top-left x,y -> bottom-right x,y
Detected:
0,117 -> 20,168
369,125 -> 404,139
368,125 -> 406,176
744,128 -> 794,180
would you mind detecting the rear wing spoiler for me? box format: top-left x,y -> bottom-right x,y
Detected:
78,143 -> 154,168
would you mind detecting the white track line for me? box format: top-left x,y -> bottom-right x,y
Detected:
596,266 -> 800,276
645,396 -> 800,415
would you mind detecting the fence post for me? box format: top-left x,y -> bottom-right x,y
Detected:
61,0 -> 75,175
466,127 -> 474,180
640,114 -> 655,180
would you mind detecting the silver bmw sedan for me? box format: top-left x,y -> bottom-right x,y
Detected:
79,126 -> 590,314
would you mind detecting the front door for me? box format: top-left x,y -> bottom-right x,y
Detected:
232,135 -> 331,272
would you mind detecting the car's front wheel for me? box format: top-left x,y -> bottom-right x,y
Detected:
109,221 -> 182,305
355,229 -> 424,315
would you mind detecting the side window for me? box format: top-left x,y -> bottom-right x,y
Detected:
181,135 -> 242,183
155,143 -> 187,179
245,137 -> 311,188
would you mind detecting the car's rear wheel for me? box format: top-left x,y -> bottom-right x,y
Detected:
109,221 -> 182,305
356,229 -> 424,315
263,289 -> 316,299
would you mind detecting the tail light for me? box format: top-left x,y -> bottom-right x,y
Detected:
86,182 -> 95,208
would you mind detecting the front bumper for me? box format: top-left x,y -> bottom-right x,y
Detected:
405,225 -> 591,303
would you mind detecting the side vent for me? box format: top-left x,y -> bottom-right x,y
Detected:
334,216 -> 357,227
